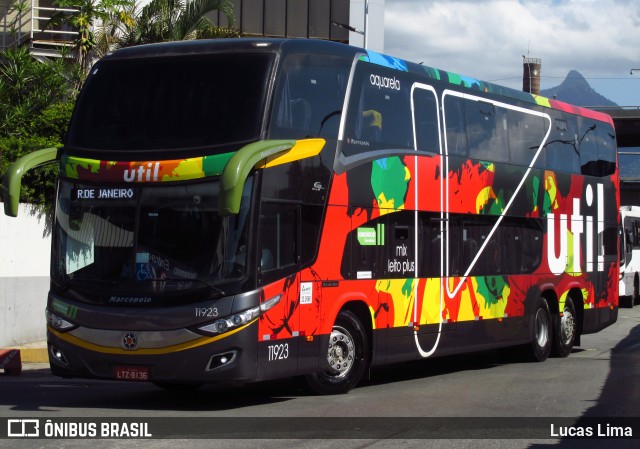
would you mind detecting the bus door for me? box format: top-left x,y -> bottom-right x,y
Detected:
411,83 -> 446,358
256,201 -> 301,380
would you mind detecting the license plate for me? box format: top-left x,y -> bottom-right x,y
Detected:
114,365 -> 150,382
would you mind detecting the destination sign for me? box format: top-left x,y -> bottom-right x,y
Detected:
73,187 -> 136,200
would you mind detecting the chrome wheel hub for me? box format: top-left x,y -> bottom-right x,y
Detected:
535,308 -> 549,347
560,308 -> 575,345
326,325 -> 355,377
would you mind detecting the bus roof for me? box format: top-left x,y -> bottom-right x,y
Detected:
102,38 -> 613,126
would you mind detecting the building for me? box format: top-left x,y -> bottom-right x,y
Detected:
206,0 -> 385,53
1,0 -> 77,58
1,0 -> 386,56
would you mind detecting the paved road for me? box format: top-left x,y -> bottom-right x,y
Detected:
1,307 -> 639,448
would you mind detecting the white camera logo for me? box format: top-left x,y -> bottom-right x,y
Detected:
7,419 -> 40,437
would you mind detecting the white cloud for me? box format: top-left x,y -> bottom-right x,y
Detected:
384,0 -> 640,104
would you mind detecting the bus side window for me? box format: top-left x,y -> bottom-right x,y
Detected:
597,124 -> 616,177
443,95 -> 468,157
465,100 -> 508,163
508,108 -> 546,167
447,215 -> 462,276
501,218 -> 541,274
544,116 -> 579,173
269,53 -> 350,140
341,63 -> 412,158
412,87 -> 440,153
625,226 -> 633,254
463,216 -> 499,276
419,213 -> 442,277
258,202 -> 299,285
579,118 -> 616,178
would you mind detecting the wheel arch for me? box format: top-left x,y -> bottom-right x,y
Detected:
541,285 -> 584,348
339,299 -> 374,356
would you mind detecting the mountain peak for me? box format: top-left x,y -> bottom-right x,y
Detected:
540,70 -> 617,107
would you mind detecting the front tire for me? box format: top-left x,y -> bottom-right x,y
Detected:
526,297 -> 552,362
304,310 -> 370,395
552,296 -> 576,358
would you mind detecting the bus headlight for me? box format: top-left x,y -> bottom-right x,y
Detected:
198,294 -> 281,336
46,309 -> 77,332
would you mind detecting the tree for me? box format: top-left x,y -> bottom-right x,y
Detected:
117,0 -> 235,48
0,46 -> 76,222
46,0 -> 135,71
0,46 -> 75,136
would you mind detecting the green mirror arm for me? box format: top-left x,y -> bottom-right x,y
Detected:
219,140 -> 295,216
1,147 -> 60,217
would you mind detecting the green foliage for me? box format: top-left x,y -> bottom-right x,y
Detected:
196,25 -> 242,39
33,102 -> 76,142
47,0 -> 136,70
1,0 -> 238,221
0,135 -> 60,209
0,46 -> 75,136
0,47 -> 76,219
118,0 -> 237,47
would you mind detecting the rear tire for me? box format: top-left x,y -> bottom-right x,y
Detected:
552,296 -> 576,358
526,297 -> 552,362
304,310 -> 370,395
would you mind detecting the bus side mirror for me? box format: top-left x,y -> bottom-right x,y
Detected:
1,147 -> 60,217
219,140 -> 295,216
218,138 -> 325,216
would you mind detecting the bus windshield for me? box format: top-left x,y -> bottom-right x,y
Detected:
67,53 -> 274,152
52,178 -> 253,297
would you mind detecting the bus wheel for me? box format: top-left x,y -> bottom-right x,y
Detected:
304,310 -> 370,395
527,297 -> 552,362
552,296 -> 576,358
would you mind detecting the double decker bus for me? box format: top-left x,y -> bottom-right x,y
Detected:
619,206 -> 640,308
2,38 -> 619,394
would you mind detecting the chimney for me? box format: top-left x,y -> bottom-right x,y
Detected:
522,57 -> 542,95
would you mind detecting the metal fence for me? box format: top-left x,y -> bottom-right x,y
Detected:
1,0 -> 77,55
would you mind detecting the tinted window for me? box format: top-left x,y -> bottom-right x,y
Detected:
413,87 -> 440,153
507,108 -> 546,167
342,62 -> 412,157
597,123 -> 616,176
465,99 -> 508,162
443,94 -> 468,156
579,118 -> 616,177
543,116 -> 580,173
419,213 -> 442,277
270,52 -> 351,140
258,202 -> 298,284
447,214 -> 542,276
53,179 -> 253,293
69,53 -> 273,152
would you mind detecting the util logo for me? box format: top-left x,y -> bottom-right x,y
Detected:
546,183 -> 604,275
123,162 -> 161,182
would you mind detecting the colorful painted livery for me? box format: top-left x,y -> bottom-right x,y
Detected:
1,38 -> 619,393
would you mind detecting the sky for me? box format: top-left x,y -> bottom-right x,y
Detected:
383,0 -> 640,106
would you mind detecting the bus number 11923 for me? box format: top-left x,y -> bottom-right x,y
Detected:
267,343 -> 289,361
